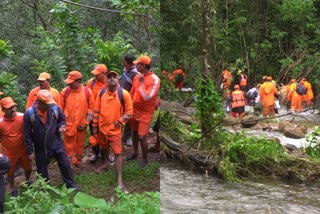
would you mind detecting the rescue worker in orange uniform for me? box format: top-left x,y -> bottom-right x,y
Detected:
259,76 -> 279,117
25,72 -> 61,110
92,71 -> 133,191
0,90 -> 4,117
234,69 -> 248,92
228,85 -> 246,119
290,79 -> 306,112
302,77 -> 314,108
286,79 -> 296,112
221,68 -> 233,99
172,66 -> 186,91
0,97 -> 32,197
86,64 -> 108,162
126,56 -> 161,168
60,71 -> 95,167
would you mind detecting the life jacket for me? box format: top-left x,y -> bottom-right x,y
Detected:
231,90 -> 246,108
239,74 -> 247,86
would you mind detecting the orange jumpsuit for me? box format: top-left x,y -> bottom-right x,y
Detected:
222,69 -> 232,98
302,81 -> 313,107
92,87 -> 133,154
26,86 -> 61,110
259,82 -> 278,117
60,85 -> 95,162
0,113 -> 31,177
290,82 -> 304,112
130,72 -> 160,136
172,69 -> 186,90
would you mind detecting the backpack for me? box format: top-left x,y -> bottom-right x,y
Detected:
64,86 -> 90,105
296,83 -> 307,95
28,105 -> 59,126
174,73 -> 184,82
99,86 -> 125,112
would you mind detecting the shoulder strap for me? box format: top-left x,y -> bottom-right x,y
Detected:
99,86 -> 124,111
99,87 -> 108,98
117,86 -> 124,106
122,72 -> 133,85
28,107 -> 35,126
52,105 -> 59,120
28,106 -> 59,127
64,86 -> 89,105
90,78 -> 96,89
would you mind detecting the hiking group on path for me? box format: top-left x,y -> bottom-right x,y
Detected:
0,54 -> 160,212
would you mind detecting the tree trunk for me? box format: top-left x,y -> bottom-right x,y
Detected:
202,0 -> 210,80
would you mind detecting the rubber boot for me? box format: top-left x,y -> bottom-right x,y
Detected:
89,145 -> 100,162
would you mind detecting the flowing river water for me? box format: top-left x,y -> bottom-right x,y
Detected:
161,161 -> 320,214
161,110 -> 320,213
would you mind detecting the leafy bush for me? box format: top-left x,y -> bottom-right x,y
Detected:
5,174 -> 160,213
219,134 -> 285,180
306,126 -> 320,159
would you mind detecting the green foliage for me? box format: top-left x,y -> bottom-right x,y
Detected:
95,32 -> 137,72
305,126 -> 320,159
219,133 -> 285,180
0,39 -> 14,59
195,78 -> 223,135
5,173 -> 159,213
0,72 -> 24,111
5,174 -> 76,213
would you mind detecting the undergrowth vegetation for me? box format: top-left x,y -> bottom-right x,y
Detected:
5,175 -> 159,214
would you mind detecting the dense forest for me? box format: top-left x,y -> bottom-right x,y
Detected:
161,0 -> 320,103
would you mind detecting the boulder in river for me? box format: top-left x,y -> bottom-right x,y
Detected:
241,115 -> 259,128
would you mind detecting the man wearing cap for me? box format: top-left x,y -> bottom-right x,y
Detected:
24,90 -> 79,190
259,76 -> 279,117
25,72 -> 61,110
86,64 -> 108,162
126,55 -> 160,168
60,71 -> 95,167
0,97 -> 32,197
92,71 -> 133,190
119,54 -> 139,146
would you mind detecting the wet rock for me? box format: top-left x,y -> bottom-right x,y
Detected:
240,115 -> 258,128
284,143 -> 299,153
279,121 -> 292,132
222,116 -> 239,125
283,127 -> 306,139
279,121 -> 307,139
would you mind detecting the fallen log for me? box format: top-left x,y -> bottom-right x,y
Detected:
160,134 -> 218,172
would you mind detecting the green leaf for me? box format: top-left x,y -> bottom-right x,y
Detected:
73,192 -> 108,209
